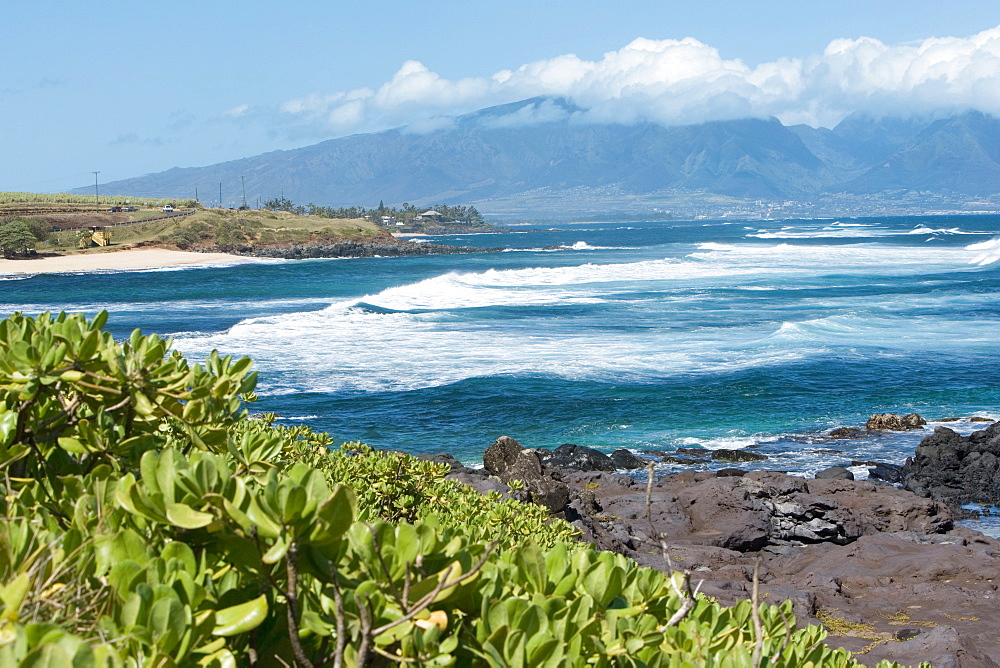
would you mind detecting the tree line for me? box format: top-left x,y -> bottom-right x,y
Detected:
263,197 -> 484,226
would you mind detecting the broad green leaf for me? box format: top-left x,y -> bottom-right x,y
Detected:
212,595 -> 268,637
165,503 -> 214,529
150,597 -> 186,654
0,410 -> 16,447
0,573 -> 30,621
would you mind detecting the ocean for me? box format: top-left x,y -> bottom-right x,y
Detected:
4,215 -> 1000,492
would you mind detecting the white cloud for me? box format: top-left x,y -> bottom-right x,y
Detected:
482,99 -> 573,128
223,104 -> 250,118
279,25 -> 1000,135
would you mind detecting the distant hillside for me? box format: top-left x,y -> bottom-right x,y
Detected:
80,98 -> 1000,218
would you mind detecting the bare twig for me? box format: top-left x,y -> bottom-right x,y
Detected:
751,559 -> 764,668
284,542 -> 315,668
646,462 -> 703,629
324,562 -> 347,668
645,462 -> 655,530
371,540 -> 497,637
356,593 -> 374,667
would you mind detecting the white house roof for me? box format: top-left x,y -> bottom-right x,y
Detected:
420,210 -> 442,216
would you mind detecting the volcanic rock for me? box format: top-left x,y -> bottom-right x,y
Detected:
815,466 -> 855,480
865,412 -> 927,431
538,443 -> 617,472
867,463 -> 904,484
828,427 -> 866,439
711,448 -> 769,463
902,421 -> 1000,509
610,449 -> 648,470
483,435 -> 524,476
452,434 -> 1000,664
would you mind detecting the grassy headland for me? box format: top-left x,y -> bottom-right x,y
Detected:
0,194 -> 396,256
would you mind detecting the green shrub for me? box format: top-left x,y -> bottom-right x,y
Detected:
0,220 -> 37,257
0,312 -> 922,666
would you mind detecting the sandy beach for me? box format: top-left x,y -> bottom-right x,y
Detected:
0,248 -> 259,276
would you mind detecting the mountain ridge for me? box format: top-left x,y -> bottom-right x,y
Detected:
81,99 -> 1000,219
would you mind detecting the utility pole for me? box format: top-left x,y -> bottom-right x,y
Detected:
219,183 -> 223,209
195,187 -> 199,202
93,171 -> 100,206
240,175 -> 247,209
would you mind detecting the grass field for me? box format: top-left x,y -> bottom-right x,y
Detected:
0,191 -> 196,208
43,208 -> 387,253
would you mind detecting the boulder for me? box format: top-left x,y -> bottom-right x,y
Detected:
610,448 -> 648,470
902,421 -> 1000,508
711,448 -> 768,463
828,427 -> 865,439
866,412 -> 927,431
483,435 -> 524,476
814,466 -> 854,480
528,479 -> 571,514
504,449 -> 545,484
867,462 -> 904,484
538,443 -> 617,473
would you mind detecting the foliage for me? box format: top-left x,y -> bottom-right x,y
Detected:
0,220 -> 38,257
0,217 -> 52,243
264,197 -> 485,226
0,311 -> 921,666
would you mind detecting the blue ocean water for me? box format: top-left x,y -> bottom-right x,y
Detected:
4,216 -> 1000,485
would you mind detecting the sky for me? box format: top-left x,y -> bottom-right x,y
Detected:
3,0 -> 1000,193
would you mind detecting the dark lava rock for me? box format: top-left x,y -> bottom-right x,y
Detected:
866,412 -> 927,431
610,449 -> 648,470
902,421 -> 1000,509
711,449 -> 769,463
867,463 -> 904,484
505,449 -> 545,484
459,435 -> 998,665
529,480 -> 572,514
716,468 -> 747,477
243,240 -> 501,259
815,466 -> 855,480
481,438 -> 572,514
539,443 -> 616,472
828,427 -> 865,439
662,454 -> 711,465
483,435 -> 524,476
970,416 -> 996,423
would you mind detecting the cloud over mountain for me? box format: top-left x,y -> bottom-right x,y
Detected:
276,26 -> 1000,135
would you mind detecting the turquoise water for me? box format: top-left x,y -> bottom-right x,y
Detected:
4,216 -> 1000,477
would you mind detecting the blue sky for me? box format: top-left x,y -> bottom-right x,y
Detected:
3,0 -> 1000,193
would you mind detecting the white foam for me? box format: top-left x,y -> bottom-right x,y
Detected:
762,314 -> 999,352
675,434 -> 784,450
170,239 -> 1000,397
967,236 -> 1000,266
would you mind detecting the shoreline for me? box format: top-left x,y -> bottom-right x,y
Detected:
0,248 -> 261,276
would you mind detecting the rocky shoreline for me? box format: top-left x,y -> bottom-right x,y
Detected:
420,417 -> 1000,667
225,239 -> 502,259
